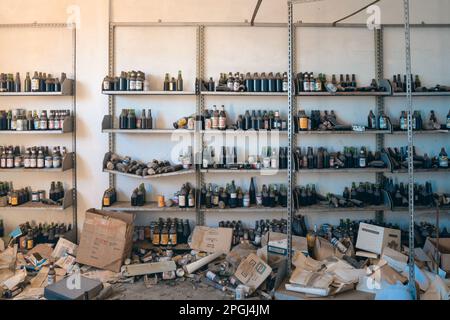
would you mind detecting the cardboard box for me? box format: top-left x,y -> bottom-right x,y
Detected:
190,226 -> 232,254
76,209 -> 135,272
423,238 -> 450,273
235,253 -> 272,291
356,223 -> 401,255
262,232 -> 308,256
44,276 -> 103,300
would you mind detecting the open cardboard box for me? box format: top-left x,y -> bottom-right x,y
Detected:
423,238 -> 450,274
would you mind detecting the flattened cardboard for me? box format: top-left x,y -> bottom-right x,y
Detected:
52,238 -> 78,259
76,209 -> 135,273
235,253 -> 272,291
356,223 -> 401,255
190,226 -> 232,254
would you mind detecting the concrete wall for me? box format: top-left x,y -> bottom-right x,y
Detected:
0,0 -> 449,237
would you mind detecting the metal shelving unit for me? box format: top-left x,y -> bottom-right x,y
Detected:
287,0 -> 450,299
0,22 -> 77,242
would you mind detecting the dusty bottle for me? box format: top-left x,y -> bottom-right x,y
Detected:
177,71 -> 183,91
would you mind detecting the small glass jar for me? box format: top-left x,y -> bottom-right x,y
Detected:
45,156 -> 53,169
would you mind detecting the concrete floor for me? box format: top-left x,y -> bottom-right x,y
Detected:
109,278 -> 234,300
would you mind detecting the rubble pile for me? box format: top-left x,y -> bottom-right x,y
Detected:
0,209 -> 449,300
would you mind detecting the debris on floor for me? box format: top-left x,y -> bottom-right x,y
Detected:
1,211 -> 449,300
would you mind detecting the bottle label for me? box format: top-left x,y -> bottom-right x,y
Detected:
219,117 -> 226,129
31,79 -> 39,91
179,195 -> 186,207
359,158 -> 366,168
103,81 -> 110,91
283,82 -> 288,92
37,158 -> 44,168
205,119 -> 212,130
303,81 -> 310,92
11,197 -> 18,206
30,159 -> 37,168
271,159 -> 278,169
212,117 -> 219,129
300,118 -> 308,130
152,234 -> 160,245
230,193 -> 237,199
379,118 -> 386,129
135,80 -> 143,91
170,234 -> 177,245
160,234 -> 169,246
129,80 -> 136,90
188,197 -> 195,207
440,156 -> 449,168
6,158 -> 13,168
103,197 -> 110,206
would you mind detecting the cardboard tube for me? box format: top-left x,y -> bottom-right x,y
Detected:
184,252 -> 222,274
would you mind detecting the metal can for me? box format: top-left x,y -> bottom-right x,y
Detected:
38,190 -> 46,200
32,192 -> 40,203
235,285 -> 246,300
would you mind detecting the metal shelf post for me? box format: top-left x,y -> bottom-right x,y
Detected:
403,0 -> 417,300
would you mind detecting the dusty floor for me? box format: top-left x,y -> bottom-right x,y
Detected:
109,278 -> 234,300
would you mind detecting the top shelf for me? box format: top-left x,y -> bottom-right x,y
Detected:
102,90 -> 196,96
0,79 -> 74,97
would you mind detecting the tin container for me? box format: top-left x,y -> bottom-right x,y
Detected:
38,190 -> 46,200
235,285 -> 246,300
32,192 -> 40,203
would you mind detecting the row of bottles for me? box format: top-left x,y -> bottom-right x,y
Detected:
103,183 -> 197,209
118,109 -> 153,130
199,179 -> 288,209
293,146 -> 386,170
0,146 -> 66,169
398,109 -> 450,131
386,146 -> 448,169
133,218 -> 192,246
0,181 -> 65,206
201,146 -> 288,170
392,74 -> 422,92
203,72 -> 288,93
296,72 -> 383,93
0,109 -> 71,131
384,178 -> 435,207
103,71 -> 147,91
104,152 -> 185,177
0,72 -> 66,93
10,222 -> 72,250
294,182 -> 384,208
219,219 -> 288,247
163,71 -> 183,92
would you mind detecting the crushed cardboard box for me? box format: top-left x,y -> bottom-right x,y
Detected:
76,209 -> 135,273
190,226 -> 233,254
235,253 -> 272,292
423,238 -> 450,274
356,223 -> 401,255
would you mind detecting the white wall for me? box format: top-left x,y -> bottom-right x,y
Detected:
0,0 -> 449,237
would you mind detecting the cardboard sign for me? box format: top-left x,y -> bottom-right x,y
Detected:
76,209 -> 135,272
190,226 -> 232,254
356,223 -> 401,255
235,253 -> 272,291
